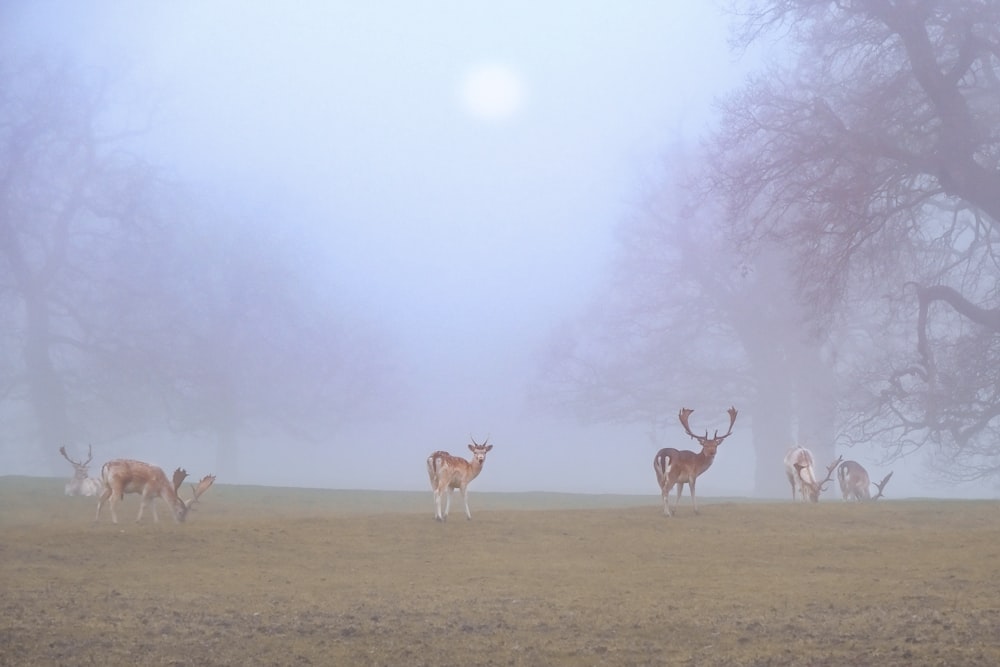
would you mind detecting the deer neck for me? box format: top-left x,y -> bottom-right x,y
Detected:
466,458 -> 485,480
695,449 -> 717,474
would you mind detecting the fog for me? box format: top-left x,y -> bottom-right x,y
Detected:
3,2 -> 994,499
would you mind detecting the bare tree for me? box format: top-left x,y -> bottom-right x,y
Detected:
532,150 -> 837,494
0,55 -> 400,476
710,0 -> 1000,480
0,57 -> 167,462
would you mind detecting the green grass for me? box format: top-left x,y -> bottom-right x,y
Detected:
2,476 -> 998,666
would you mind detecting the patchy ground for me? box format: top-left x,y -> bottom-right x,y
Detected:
2,477 -> 998,666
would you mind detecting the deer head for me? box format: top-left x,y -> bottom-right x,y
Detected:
796,455 -> 841,502
59,445 -> 93,476
468,437 -> 493,464
678,406 -> 738,460
171,468 -> 217,519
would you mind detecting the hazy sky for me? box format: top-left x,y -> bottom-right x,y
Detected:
8,2 -> 985,498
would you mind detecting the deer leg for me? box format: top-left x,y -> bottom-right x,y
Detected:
95,487 -> 112,523
109,493 -> 121,524
660,483 -> 671,516
443,488 -> 453,521
433,487 -> 444,521
689,479 -> 699,515
460,483 -> 472,520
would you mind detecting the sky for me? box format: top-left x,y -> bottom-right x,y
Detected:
5,2 -> 991,498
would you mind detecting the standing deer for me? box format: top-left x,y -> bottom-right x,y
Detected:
838,460 -> 894,501
784,448 -> 839,502
95,459 -> 216,523
59,445 -> 102,496
653,406 -> 738,516
426,438 -> 493,521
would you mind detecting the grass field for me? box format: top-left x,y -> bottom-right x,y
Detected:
1,476 -> 998,666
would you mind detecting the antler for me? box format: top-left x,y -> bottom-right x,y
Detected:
470,435 -> 490,447
678,408 -> 700,440
59,445 -> 93,467
716,406 -> 739,442
818,455 -> 843,491
872,471 -> 893,500
186,474 -> 216,508
819,454 -> 844,490
172,468 -> 189,493
679,407 -> 738,443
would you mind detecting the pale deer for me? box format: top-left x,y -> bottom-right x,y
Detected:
95,459 -> 216,524
59,445 -> 102,497
784,448 -> 839,502
426,438 -> 493,521
653,406 -> 738,516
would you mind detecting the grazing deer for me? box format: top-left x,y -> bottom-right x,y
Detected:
95,459 -> 216,524
838,460 -> 895,501
59,445 -> 102,497
784,448 -> 839,502
837,460 -> 871,501
426,438 -> 493,521
653,406 -> 738,516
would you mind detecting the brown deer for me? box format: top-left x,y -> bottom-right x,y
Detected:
59,445 -> 102,497
95,459 -> 216,523
784,448 -> 840,502
837,459 -> 895,502
426,438 -> 493,521
837,460 -> 871,501
653,406 -> 738,516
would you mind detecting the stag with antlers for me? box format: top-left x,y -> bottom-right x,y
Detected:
59,445 -> 102,497
653,406 -> 738,516
95,459 -> 216,524
784,448 -> 840,502
426,437 -> 493,522
838,460 -> 894,501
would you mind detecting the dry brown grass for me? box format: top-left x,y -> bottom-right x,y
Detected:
1,476 -> 998,666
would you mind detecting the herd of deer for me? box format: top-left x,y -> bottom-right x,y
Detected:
421,406 -> 893,521
59,406 -> 893,524
59,446 -> 215,524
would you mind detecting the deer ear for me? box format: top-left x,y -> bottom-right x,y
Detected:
468,443 -> 475,453
485,445 -> 493,452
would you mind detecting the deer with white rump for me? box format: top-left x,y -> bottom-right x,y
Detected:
838,460 -> 894,501
784,448 -> 840,502
95,459 -> 216,523
653,406 -> 738,516
426,437 -> 493,521
59,445 -> 102,497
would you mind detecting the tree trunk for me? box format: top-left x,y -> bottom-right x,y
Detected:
22,285 -> 74,469
751,377 -> 794,497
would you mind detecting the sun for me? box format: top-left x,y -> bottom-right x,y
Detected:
458,63 -> 526,123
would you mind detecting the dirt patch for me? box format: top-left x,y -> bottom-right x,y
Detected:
2,479 -> 998,666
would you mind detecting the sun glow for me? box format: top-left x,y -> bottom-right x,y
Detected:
458,63 -> 526,123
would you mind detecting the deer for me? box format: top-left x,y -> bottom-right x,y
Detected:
838,459 -> 871,501
784,448 -> 840,502
653,406 -> 738,516
838,460 -> 894,501
95,459 -> 216,524
426,437 -> 493,521
59,445 -> 102,497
